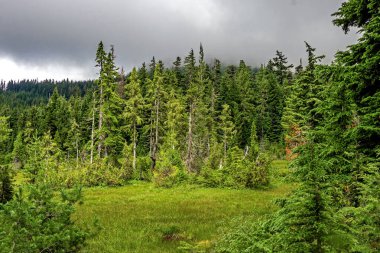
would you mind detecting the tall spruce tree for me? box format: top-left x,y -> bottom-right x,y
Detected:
95,41 -> 107,158
233,44 -> 352,252
96,44 -> 124,162
147,62 -> 166,170
124,68 -> 144,176
235,60 -> 255,149
332,0 -> 380,249
0,116 -> 12,203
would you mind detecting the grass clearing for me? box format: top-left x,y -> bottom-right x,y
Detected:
75,160 -> 293,252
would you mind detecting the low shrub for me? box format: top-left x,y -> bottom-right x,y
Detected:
0,184 -> 89,252
154,149 -> 188,187
197,147 -> 271,189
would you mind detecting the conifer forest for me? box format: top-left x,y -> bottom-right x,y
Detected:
0,0 -> 379,252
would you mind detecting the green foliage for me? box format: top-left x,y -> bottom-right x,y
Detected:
215,216 -> 268,253
43,162 -> 127,188
198,147 -> 271,189
1,42 -> 292,190
0,165 -> 13,204
24,132 -> 61,183
154,148 -> 187,188
249,120 -> 259,160
0,116 -> 13,203
0,184 -> 88,252
246,153 -> 271,188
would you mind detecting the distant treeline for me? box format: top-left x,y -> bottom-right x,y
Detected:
0,79 -> 95,107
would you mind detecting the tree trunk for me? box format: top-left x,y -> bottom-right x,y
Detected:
186,102 -> 194,172
150,98 -> 159,171
76,138 -> 79,168
98,85 -> 103,158
90,94 -> 95,164
132,121 -> 137,178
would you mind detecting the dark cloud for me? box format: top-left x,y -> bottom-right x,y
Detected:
0,0 -> 358,79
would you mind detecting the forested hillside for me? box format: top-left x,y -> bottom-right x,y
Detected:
0,0 -> 379,252
0,42 -> 291,189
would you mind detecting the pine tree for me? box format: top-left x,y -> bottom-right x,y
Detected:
272,50 -> 293,85
0,184 -> 88,252
243,45 -> 352,252
172,56 -> 184,91
0,116 -> 12,203
185,49 -> 197,172
96,44 -> 124,162
282,42 -> 325,159
124,68 -> 144,177
185,45 -> 210,172
146,62 -> 167,170
219,104 -> 236,165
254,67 -> 272,147
249,120 -> 259,160
235,60 -> 255,149
332,1 -> 380,249
95,41 -> 107,158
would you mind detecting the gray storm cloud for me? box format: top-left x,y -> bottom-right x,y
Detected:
0,0 -> 358,79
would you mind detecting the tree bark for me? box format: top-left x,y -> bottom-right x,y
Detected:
186,102 -> 194,172
97,85 -> 103,158
132,121 -> 137,178
90,93 -> 95,164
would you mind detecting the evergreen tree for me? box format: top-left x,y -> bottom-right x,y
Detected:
95,41 -> 107,158
235,60 -> 255,149
185,49 -> 197,172
272,50 -> 293,85
124,68 -> 144,177
172,56 -> 183,91
146,62 -> 167,170
254,67 -> 271,147
222,45 -> 353,252
333,0 -> 380,249
0,116 -> 12,203
219,104 -> 236,165
249,120 -> 259,160
0,184 -> 88,252
282,42 -> 324,159
96,44 -> 124,162
185,45 -> 210,172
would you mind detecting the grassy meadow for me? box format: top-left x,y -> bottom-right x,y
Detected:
74,160 -> 292,253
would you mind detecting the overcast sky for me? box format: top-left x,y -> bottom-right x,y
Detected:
0,0 -> 358,82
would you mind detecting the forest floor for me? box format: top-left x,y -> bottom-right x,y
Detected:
74,160 -> 293,253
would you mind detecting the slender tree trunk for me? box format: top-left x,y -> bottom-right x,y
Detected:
149,116 -> 154,157
154,98 -> 160,169
90,94 -> 95,164
76,138 -> 79,168
98,85 -> 103,158
186,102 -> 194,172
223,134 -> 227,158
150,98 -> 159,171
132,121 -> 138,178
244,145 -> 249,158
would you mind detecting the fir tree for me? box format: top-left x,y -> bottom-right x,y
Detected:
0,116 -> 12,203
219,104 -> 236,165
124,68 -> 144,177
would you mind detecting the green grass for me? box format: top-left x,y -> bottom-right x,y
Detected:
75,162 -> 293,253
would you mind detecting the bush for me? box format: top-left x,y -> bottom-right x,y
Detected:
154,149 -> 187,187
246,153 -> 271,188
214,216 -> 268,253
136,156 -> 153,181
198,147 -> 271,189
0,184 -> 88,252
41,161 -> 126,188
